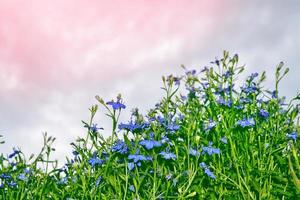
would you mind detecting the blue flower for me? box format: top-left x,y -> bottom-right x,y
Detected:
217,96 -> 232,107
223,70 -> 233,79
236,118 -> 255,128
241,85 -> 258,94
139,140 -> 161,150
128,162 -> 135,171
0,173 -> 11,180
259,109 -> 269,118
57,177 -> 68,185
111,140 -> 129,154
88,155 -> 104,167
220,137 -> 228,144
159,151 -> 176,160
166,123 -> 180,132
202,142 -> 220,156
95,176 -> 102,187
106,98 -> 126,110
0,183 -> 4,189
249,72 -> 259,80
17,173 -> 27,181
129,185 -> 135,192
199,162 -> 216,179
165,173 -> 173,180
8,181 -> 17,188
189,148 -> 200,156
128,154 -> 152,163
118,121 -> 149,132
205,119 -> 216,131
8,148 -> 21,159
286,132 -> 298,141
90,123 -> 103,133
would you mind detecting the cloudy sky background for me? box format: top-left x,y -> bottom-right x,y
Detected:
0,0 -> 299,164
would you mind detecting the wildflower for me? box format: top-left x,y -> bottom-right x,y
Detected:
90,123 -> 103,133
0,173 -> 11,180
236,118 -> 255,128
0,184 -> 4,189
205,119 -> 217,131
129,185 -> 135,192
95,176 -> 102,187
166,123 -> 180,132
217,96 -> 232,107
8,181 -> 17,188
165,173 -> 173,180
8,148 -> 21,159
202,142 -> 220,156
220,137 -> 228,144
286,132 -> 298,141
111,140 -> 129,154
118,121 -> 148,132
259,109 -> 269,118
128,154 -> 152,163
139,139 -> 161,150
88,154 -> 104,167
189,148 -> 200,156
159,151 -> 177,160
241,85 -> 258,94
239,97 -> 252,104
223,70 -> 233,79
249,72 -> 259,80
128,162 -> 135,171
106,98 -> 126,110
17,173 -> 27,181
199,162 -> 216,179
57,177 -> 68,185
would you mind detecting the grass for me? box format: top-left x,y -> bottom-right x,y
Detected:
1,51 -> 300,199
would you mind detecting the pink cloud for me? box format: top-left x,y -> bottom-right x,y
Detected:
0,0 -> 229,93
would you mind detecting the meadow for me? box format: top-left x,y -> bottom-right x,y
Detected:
1,51 -> 300,199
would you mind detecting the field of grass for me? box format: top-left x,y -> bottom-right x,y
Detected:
1,51 -> 300,199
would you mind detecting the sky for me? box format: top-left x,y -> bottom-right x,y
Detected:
0,0 -> 300,164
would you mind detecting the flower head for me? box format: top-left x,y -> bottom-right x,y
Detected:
128,154 -> 152,163
159,151 -> 176,160
236,118 -> 255,128
202,142 -> 220,156
259,109 -> 269,118
189,148 -> 200,156
139,139 -> 161,150
111,140 -> 129,154
286,132 -> 298,141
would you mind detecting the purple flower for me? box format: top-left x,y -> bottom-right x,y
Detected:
118,121 -> 149,132
139,140 -> 161,150
0,173 -> 11,180
90,123 -> 103,133
259,109 -> 269,118
111,140 -> 129,154
286,132 -> 298,141
241,85 -> 258,94
236,118 -> 255,128
166,123 -> 180,132
159,151 -> 176,160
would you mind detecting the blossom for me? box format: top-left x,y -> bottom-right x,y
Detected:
236,118 -> 255,128
220,137 -> 228,144
202,142 -> 220,156
139,140 -> 161,150
286,132 -> 298,141
259,109 -> 269,118
205,119 -> 216,131
106,99 -> 126,110
129,185 -> 135,192
95,176 -> 102,187
8,148 -> 21,159
199,162 -> 216,179
17,173 -> 27,181
88,155 -> 104,167
128,154 -> 152,163
159,151 -> 176,160
118,121 -> 149,132
111,140 -> 129,154
128,162 -> 135,171
189,148 -> 200,156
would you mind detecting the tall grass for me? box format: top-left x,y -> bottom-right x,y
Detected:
1,51 -> 300,199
